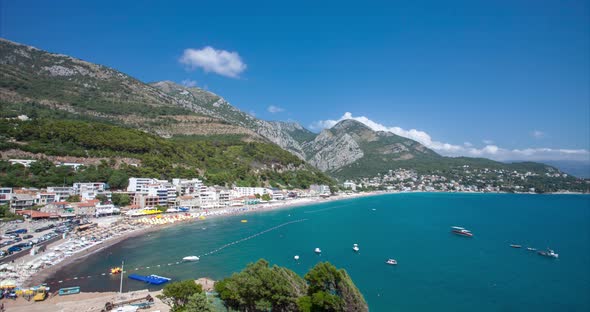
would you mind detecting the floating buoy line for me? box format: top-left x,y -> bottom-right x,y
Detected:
43,219 -> 308,286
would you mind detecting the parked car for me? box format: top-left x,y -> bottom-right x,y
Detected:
22,234 -> 33,239
7,246 -> 22,253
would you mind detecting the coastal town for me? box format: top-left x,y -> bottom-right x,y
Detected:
341,167 -> 589,194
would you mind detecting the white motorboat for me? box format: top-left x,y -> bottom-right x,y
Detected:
352,244 -> 359,252
314,248 -> 322,254
386,259 -> 397,265
294,255 -> 300,260
182,256 -> 200,261
538,249 -> 559,259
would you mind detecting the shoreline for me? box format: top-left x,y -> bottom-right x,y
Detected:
23,191 -> 384,288
21,190 -> 589,289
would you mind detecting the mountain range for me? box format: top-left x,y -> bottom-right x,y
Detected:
0,38 -> 576,183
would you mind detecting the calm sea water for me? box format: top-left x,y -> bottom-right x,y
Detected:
51,193 -> 590,311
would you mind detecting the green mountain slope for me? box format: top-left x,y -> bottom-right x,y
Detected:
0,117 -> 333,189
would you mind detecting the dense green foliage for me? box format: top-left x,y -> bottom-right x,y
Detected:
0,204 -> 23,221
0,118 -> 334,189
157,280 -> 214,312
214,259 -> 366,312
111,193 -> 131,207
299,262 -> 368,312
215,259 -> 307,311
184,292 -> 215,312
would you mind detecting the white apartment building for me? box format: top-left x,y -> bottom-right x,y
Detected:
73,182 -> 107,200
310,184 -> 331,195
172,178 -> 204,196
233,187 -> 271,197
343,181 -> 357,191
0,187 -> 12,205
47,186 -> 75,201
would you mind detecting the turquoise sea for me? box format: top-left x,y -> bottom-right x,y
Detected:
50,193 -> 590,311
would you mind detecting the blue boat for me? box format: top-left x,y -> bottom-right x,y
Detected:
128,274 -> 171,285
58,286 -> 80,296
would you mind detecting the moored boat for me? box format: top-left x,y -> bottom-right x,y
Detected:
538,249 -> 559,258
294,255 -> 300,260
510,244 -> 522,248
110,267 -> 122,274
182,256 -> 199,262
527,247 -> 537,251
353,244 -> 359,252
314,247 -> 322,254
451,226 -> 473,237
386,259 -> 397,265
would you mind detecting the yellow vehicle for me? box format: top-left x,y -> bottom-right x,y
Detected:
33,286 -> 47,301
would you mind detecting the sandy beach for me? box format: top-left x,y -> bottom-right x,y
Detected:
18,191 -> 386,289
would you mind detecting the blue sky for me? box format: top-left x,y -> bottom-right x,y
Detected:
1,0 -> 589,161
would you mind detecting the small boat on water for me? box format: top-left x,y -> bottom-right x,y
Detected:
183,256 -> 200,262
527,247 -> 537,251
241,220 -> 248,223
58,286 -> 80,296
110,267 -> 122,274
294,255 -> 300,260
538,249 -> 559,259
352,244 -> 359,252
451,226 -> 473,237
314,248 -> 322,254
510,244 -> 522,248
386,259 -> 397,265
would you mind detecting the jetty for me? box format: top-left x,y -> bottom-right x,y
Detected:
127,274 -> 171,285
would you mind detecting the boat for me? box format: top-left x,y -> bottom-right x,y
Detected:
294,255 -> 300,260
241,220 -> 248,223
58,286 -> 80,296
314,248 -> 322,254
527,247 -> 537,251
110,267 -> 122,274
510,244 -> 522,248
537,249 -> 559,259
352,244 -> 359,252
128,274 -> 172,285
182,256 -> 200,261
386,259 -> 397,265
451,226 -> 473,237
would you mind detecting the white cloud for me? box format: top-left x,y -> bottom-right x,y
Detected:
267,105 -> 285,113
531,130 -> 545,139
181,79 -> 197,87
179,46 -> 246,78
483,139 -> 494,145
310,112 -> 590,161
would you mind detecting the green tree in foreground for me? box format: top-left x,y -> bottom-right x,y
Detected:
184,292 -> 215,312
157,280 -> 214,312
215,259 -> 307,311
299,262 -> 368,312
215,259 -> 367,312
